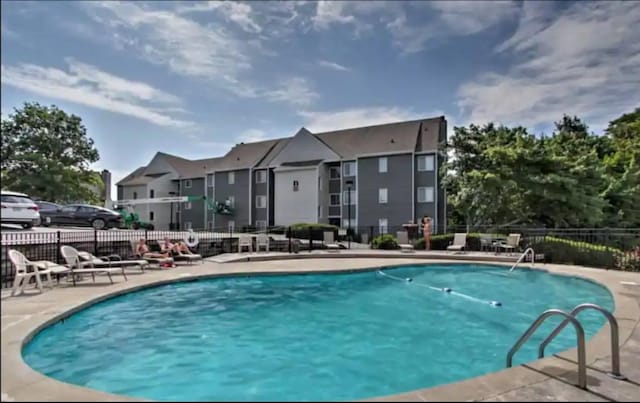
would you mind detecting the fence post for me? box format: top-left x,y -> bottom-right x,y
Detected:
94,229 -> 98,256
228,227 -> 233,253
309,227 -> 313,252
56,231 -> 62,263
288,226 -> 292,254
370,226 -> 374,244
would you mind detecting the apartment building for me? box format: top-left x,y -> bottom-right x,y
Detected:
117,116 -> 447,233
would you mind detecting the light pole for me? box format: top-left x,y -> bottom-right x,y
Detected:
346,180 -> 353,249
169,191 -> 176,230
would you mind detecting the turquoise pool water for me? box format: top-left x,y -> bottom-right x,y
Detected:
23,264 -> 613,401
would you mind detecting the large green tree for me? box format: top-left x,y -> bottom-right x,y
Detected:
1,102 -> 101,204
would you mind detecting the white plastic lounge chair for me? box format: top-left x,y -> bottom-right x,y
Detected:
324,231 -> 340,252
77,251 -> 149,272
238,235 -> 253,253
8,250 -> 54,296
396,231 -> 415,253
256,233 -> 270,252
60,246 -> 126,286
496,233 -> 521,255
447,233 -> 467,253
30,260 -> 71,284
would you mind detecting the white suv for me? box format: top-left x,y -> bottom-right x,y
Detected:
1,191 -> 41,229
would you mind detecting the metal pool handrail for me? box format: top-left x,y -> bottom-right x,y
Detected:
509,248 -> 535,272
538,303 -> 625,380
507,309 -> 587,389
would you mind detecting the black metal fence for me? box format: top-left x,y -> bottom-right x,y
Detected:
2,225 -> 639,288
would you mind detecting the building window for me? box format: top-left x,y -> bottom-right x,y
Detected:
208,202 -> 214,210
228,171 -> 235,185
343,161 -> 356,177
417,155 -> 435,171
343,190 -> 356,205
185,179 -> 192,188
379,188 -> 388,204
329,166 -> 341,179
149,211 -> 154,221
228,196 -> 235,208
185,221 -> 192,230
207,174 -> 214,187
228,221 -> 235,233
417,186 -> 435,203
256,195 -> 267,208
379,157 -> 388,173
329,193 -> 341,206
149,189 -> 155,198
185,202 -> 192,210
342,218 -> 356,228
256,220 -> 267,231
255,170 -> 267,183
379,218 -> 388,235
293,180 -> 299,191
133,192 -> 137,199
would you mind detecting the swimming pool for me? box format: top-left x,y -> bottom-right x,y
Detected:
23,264 -> 613,401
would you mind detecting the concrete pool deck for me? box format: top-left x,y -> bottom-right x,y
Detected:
1,254 -> 639,402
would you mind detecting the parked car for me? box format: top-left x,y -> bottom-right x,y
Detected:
39,203 -> 124,230
1,191 -> 41,229
34,201 -> 62,226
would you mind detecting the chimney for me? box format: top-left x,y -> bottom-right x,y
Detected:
102,169 -> 112,208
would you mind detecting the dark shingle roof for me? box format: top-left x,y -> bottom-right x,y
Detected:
217,138 -> 285,171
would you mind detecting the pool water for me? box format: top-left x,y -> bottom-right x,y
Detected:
23,264 -> 613,401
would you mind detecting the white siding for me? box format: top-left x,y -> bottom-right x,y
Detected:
274,167 -> 318,226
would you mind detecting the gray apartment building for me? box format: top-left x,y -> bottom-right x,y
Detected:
116,116 -> 447,234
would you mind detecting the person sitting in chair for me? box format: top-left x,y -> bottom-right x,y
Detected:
161,237 -> 196,256
136,238 -> 171,259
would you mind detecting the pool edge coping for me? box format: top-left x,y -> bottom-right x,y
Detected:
1,257 -> 638,402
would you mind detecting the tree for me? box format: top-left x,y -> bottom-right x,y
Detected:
1,102 -> 101,204
601,108 -> 640,227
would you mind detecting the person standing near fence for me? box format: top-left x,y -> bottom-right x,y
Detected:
423,216 -> 432,251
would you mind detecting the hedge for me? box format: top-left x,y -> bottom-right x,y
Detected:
288,223 -> 339,241
415,233 -> 484,250
371,234 -> 399,250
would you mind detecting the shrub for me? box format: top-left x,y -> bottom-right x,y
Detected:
529,236 -> 640,271
415,233 -> 483,250
288,223 -> 339,240
371,234 -> 399,250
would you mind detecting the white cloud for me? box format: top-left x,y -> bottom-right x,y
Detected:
84,1 -> 254,96
177,1 -> 261,33
264,77 -> 319,107
237,128 -> 268,143
299,106 -> 426,132
318,60 -> 351,72
312,1 -> 354,29
388,1 -> 519,54
0,60 -> 192,128
457,1 -> 640,129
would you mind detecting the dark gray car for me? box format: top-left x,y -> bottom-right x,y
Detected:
37,203 -> 124,230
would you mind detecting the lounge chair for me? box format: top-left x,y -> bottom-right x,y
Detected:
8,250 -> 56,296
479,233 -> 493,252
238,235 -> 253,253
496,233 -> 521,255
323,231 -> 340,252
396,231 -> 415,253
447,233 -> 467,253
129,241 -> 174,267
77,251 -> 149,273
256,233 -> 270,252
60,246 -> 126,286
154,240 -> 203,264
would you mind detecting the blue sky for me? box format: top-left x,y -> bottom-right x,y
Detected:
2,1 -> 639,192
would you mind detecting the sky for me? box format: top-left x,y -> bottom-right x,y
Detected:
2,0 -> 640,196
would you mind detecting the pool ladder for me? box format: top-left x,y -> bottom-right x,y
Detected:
506,303 -> 625,390
509,248 -> 535,272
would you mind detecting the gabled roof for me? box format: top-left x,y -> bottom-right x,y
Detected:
254,138 -> 290,168
314,117 -> 445,159
115,166 -> 146,186
178,157 -> 225,179
216,138 -> 285,171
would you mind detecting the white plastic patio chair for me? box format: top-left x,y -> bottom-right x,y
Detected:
396,231 -> 415,253
8,250 -> 54,296
256,233 -> 270,252
496,234 -> 521,255
60,245 -> 126,286
447,233 -> 468,253
77,251 -> 149,273
238,235 -> 253,253
323,231 -> 340,252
